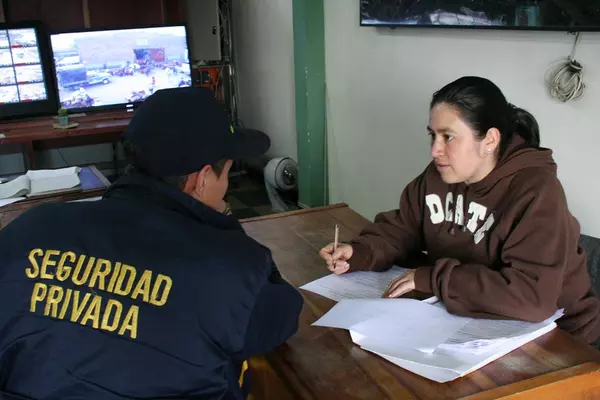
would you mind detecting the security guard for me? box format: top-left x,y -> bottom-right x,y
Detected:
0,88 -> 303,399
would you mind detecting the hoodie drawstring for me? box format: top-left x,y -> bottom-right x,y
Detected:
449,185 -> 458,236
462,187 -> 469,233
448,184 -> 469,236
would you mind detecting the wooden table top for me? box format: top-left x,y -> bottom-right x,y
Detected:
0,189 -> 106,230
241,204 -> 600,400
0,111 -> 132,144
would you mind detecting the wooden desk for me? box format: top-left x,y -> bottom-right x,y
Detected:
0,111 -> 132,170
241,204 -> 600,400
0,188 -> 105,230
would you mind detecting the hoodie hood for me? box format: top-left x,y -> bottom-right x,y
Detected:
470,136 -> 557,196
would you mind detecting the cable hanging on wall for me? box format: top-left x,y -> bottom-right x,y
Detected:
546,32 -> 585,103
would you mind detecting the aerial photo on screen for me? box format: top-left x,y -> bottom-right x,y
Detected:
0,86 -> 19,104
51,26 -> 192,109
18,82 -> 47,101
11,47 -> 41,65
0,68 -> 16,86
0,31 -> 8,48
0,49 -> 12,67
360,1 -> 600,29
15,65 -> 43,84
8,29 -> 38,47
0,28 -> 48,104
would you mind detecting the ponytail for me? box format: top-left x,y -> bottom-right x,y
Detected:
509,104 -> 540,148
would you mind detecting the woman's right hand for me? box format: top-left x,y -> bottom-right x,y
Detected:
319,243 -> 353,275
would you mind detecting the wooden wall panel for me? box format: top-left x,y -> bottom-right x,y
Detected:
87,0 -> 164,29
3,0 -> 187,30
4,0 -> 85,31
163,0 -> 186,24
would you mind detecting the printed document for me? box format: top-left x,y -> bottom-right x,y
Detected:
300,266 -> 409,302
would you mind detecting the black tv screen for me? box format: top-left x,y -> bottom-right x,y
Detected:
0,22 -> 58,119
50,25 -> 192,112
360,1 -> 600,31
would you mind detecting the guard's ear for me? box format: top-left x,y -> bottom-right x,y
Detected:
182,168 -> 210,196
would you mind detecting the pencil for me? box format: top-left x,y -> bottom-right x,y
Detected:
334,224 -> 339,252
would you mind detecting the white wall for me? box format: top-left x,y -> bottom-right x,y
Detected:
324,0 -> 600,237
231,0 -> 297,159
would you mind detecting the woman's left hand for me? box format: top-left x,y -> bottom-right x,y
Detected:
383,270 -> 417,298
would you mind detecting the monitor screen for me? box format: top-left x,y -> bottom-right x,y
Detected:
360,1 -> 600,31
0,27 -> 49,105
50,25 -> 192,111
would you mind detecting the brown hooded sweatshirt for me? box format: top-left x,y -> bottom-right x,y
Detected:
349,137 -> 600,344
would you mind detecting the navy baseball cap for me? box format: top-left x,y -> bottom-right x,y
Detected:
122,87 -> 270,177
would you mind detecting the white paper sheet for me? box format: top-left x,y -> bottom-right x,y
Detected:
300,266 -> 410,302
0,175 -> 30,199
417,297 -> 564,354
29,172 -> 81,196
68,196 -> 103,203
355,322 -> 558,382
437,309 -> 564,354
25,167 -> 80,180
314,299 -> 469,351
350,303 -> 470,351
312,299 -> 395,330
0,197 -> 26,207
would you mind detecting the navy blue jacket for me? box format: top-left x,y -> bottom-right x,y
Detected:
0,173 -> 303,399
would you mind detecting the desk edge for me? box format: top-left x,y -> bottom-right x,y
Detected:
459,361 -> 600,399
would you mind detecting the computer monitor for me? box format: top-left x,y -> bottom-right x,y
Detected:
50,25 -> 192,112
0,22 -> 58,119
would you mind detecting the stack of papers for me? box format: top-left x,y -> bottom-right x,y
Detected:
301,269 -> 563,382
429,299 -> 563,355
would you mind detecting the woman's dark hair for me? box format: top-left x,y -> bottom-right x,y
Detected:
430,76 -> 540,157
121,139 -> 225,190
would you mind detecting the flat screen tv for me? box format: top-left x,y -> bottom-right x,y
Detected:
360,1 -> 600,31
50,25 -> 192,112
0,22 -> 58,119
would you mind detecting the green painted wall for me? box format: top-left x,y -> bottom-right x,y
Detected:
293,0 -> 327,207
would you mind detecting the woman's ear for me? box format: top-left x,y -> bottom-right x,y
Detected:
484,128 -> 500,154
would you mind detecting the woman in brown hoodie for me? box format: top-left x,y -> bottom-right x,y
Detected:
320,76 -> 600,346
